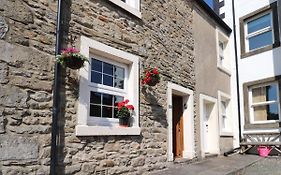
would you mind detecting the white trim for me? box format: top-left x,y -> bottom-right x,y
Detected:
166,82 -> 195,161
108,0 -> 141,18
76,36 -> 140,136
199,94 -> 220,158
218,91 -> 233,136
243,128 -> 281,134
76,125 -> 140,136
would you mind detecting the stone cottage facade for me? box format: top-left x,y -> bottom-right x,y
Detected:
0,0 -> 237,174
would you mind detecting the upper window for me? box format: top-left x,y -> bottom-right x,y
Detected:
249,82 -> 280,123
218,91 -> 232,136
108,0 -> 141,18
245,12 -> 273,51
240,2 -> 280,58
76,36 -> 140,136
216,29 -> 231,75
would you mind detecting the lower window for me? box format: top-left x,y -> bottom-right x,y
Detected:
249,82 -> 280,123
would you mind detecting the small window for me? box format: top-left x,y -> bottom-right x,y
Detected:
240,2 -> 280,58
249,83 -> 280,123
216,29 -> 231,75
218,91 -> 232,136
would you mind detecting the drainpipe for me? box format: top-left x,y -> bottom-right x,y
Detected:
50,0 -> 63,174
232,0 -> 242,143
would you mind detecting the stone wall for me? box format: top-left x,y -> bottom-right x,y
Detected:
0,0 -> 196,174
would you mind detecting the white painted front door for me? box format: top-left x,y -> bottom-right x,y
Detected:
204,104 -> 209,153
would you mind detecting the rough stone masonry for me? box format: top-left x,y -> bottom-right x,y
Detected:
0,0 -> 196,174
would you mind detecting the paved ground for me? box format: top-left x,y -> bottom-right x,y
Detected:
240,157 -> 281,175
150,154 -> 261,175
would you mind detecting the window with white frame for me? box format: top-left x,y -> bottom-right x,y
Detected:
218,91 -> 232,135
88,57 -> 127,125
76,36 -> 140,136
216,29 -> 231,75
245,11 -> 273,51
249,82 -> 280,123
108,0 -> 141,18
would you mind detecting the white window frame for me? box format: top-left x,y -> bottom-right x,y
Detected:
108,0 -> 141,18
87,55 -> 128,126
76,36 -> 140,136
218,91 -> 233,136
249,82 -> 281,124
244,10 -> 273,52
216,29 -> 231,76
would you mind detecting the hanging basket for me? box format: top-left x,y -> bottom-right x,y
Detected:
147,76 -> 160,86
119,117 -> 130,127
64,56 -> 85,70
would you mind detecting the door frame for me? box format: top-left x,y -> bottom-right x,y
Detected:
167,82 -> 195,161
199,94 -> 220,158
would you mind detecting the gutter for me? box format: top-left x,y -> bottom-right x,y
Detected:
50,0 -> 63,174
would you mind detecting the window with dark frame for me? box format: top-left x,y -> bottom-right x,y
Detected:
239,2 -> 280,58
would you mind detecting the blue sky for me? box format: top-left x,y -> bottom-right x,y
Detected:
204,0 -> 213,8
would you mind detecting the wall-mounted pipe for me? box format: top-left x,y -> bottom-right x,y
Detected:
232,0 -> 242,143
50,0 -> 63,174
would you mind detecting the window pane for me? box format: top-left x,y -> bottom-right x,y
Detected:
102,106 -> 113,118
103,75 -> 113,87
114,78 -> 124,89
114,96 -> 124,106
249,31 -> 273,50
90,104 -> 101,117
247,13 -> 271,34
114,108 -> 119,118
103,62 -> 113,75
91,71 -> 102,84
90,92 -> 101,104
221,101 -> 227,114
91,59 -> 102,72
253,103 -> 279,121
103,94 -> 113,106
114,67 -> 125,79
252,84 -> 277,103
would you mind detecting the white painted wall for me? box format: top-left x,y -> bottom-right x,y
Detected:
232,0 -> 281,133
222,0 -> 240,148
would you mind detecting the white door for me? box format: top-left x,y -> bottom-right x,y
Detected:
204,104 -> 209,153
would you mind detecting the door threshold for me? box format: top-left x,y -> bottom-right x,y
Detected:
174,158 -> 192,164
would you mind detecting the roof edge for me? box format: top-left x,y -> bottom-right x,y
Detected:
196,0 -> 232,34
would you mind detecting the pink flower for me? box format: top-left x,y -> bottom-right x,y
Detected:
152,68 -> 159,75
126,105 -> 134,110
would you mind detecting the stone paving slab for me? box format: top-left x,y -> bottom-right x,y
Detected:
241,157 -> 281,175
150,155 -> 261,175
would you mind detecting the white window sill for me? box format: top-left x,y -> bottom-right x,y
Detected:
76,125 -> 141,136
108,0 -> 141,18
217,64 -> 231,76
250,120 -> 281,125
